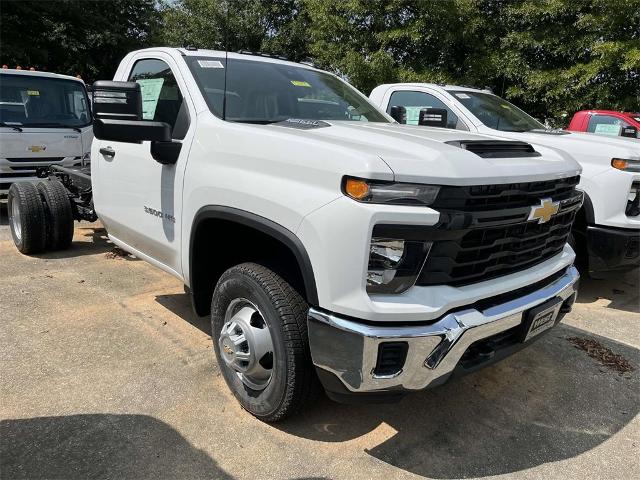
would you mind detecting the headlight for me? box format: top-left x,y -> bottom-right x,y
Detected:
367,226 -> 432,294
343,177 -> 440,206
612,158 -> 640,172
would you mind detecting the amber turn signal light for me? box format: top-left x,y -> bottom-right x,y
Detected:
612,158 -> 629,170
344,178 -> 370,200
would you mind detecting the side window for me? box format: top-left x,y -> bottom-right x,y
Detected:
387,90 -> 466,130
587,114 -> 629,136
128,58 -> 189,139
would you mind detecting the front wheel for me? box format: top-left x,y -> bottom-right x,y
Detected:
211,263 -> 316,422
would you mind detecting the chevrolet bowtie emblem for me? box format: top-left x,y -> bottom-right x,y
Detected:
528,198 -> 560,224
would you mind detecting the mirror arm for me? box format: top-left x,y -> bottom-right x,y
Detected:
151,140 -> 182,165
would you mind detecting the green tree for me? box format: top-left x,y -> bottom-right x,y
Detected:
0,0 -> 160,82
160,0 -> 310,61
496,0 -> 640,123
304,0 -> 494,95
304,0 -> 640,125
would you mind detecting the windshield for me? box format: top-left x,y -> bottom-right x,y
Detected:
0,74 -> 90,128
447,90 -> 543,132
185,57 -> 389,124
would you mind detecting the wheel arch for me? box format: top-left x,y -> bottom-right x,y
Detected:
188,206 -> 319,316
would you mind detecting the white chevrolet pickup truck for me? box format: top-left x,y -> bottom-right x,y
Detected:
370,84 -> 640,275
8,48 -> 583,421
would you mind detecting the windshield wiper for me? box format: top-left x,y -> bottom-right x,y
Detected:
0,122 -> 23,132
25,122 -> 83,133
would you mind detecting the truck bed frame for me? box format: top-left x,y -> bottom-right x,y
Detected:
36,165 -> 97,222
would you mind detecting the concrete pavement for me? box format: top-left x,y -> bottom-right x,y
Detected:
1,203 -> 638,480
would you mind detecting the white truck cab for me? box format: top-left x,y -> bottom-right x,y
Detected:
0,69 -> 93,195
370,84 -> 640,275
8,48 -> 583,421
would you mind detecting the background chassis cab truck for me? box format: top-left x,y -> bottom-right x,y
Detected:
8,48 -> 582,421
0,69 -> 93,196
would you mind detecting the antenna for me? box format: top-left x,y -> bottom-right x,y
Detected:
222,0 -> 229,120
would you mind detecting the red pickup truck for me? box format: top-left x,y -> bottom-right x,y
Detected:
568,110 -> 640,139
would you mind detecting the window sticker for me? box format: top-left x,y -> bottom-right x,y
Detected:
27,90 -> 40,96
198,60 -> 224,69
454,93 -> 470,99
404,106 -> 432,125
136,78 -> 164,120
290,80 -> 311,87
594,124 -> 622,136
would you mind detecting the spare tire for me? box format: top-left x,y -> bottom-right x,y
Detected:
7,182 -> 47,254
37,179 -> 74,250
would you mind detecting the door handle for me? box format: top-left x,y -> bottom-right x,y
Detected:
99,146 -> 115,158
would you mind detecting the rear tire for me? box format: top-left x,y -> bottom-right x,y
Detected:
7,182 -> 47,254
211,262 -> 315,422
37,179 -> 74,250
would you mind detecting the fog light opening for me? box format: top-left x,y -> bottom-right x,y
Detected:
373,342 -> 409,378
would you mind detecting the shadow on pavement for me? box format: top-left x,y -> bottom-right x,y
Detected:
577,269 -> 640,313
154,292 -> 211,336
576,268 -> 639,313
31,226 -> 127,260
277,324 -> 639,479
0,414 -> 232,480
0,200 -> 7,226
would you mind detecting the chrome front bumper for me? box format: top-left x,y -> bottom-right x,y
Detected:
308,266 -> 579,396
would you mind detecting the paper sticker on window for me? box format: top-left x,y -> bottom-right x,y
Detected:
594,124 -> 622,136
404,106 -> 431,125
455,93 -> 470,99
27,90 -> 39,96
291,80 -> 311,87
136,78 -> 164,120
198,60 -> 224,69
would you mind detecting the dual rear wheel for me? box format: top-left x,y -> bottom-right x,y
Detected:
8,180 -> 74,254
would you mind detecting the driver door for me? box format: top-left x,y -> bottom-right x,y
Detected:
92,54 -> 194,277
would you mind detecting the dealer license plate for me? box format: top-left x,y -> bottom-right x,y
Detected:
523,298 -> 563,342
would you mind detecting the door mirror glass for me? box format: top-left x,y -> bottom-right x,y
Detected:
92,80 -> 171,143
419,107 -> 448,128
389,105 -> 406,124
621,125 -> 638,138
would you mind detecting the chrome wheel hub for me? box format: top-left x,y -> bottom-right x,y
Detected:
219,298 -> 274,390
11,198 -> 22,241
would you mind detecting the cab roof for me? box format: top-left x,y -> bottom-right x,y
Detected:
130,47 -> 319,71
375,83 -> 492,94
0,68 -> 85,84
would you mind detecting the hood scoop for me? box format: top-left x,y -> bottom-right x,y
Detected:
446,140 -> 541,158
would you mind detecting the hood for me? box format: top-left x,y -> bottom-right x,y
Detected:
269,121 -> 581,185
493,129 -> 640,162
0,127 -> 87,159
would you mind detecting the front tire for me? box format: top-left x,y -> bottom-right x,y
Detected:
8,182 -> 47,254
211,263 -> 315,422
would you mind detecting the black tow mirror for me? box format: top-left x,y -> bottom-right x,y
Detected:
91,80 -> 171,144
92,80 -> 142,121
621,125 -> 638,138
389,105 -> 407,124
419,108 -> 448,128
